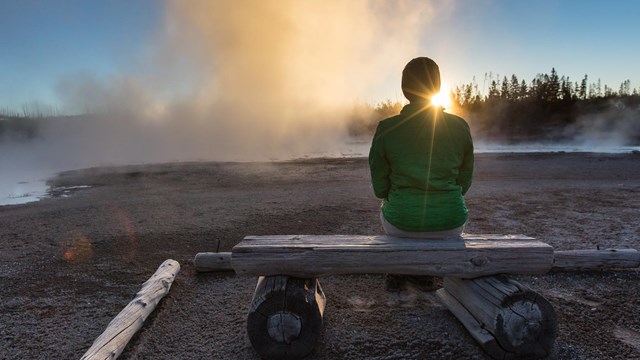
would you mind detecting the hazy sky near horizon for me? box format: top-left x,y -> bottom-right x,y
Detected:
1,0 -> 640,112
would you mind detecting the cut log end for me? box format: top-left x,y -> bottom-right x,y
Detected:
496,292 -> 557,357
267,311 -> 302,344
247,276 -> 325,360
500,300 -> 543,346
441,276 -> 557,359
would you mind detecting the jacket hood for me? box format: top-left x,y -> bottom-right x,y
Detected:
401,57 -> 441,103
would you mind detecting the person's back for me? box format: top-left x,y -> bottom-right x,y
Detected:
369,57 -> 473,238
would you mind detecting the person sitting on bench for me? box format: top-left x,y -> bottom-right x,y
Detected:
368,57 -> 474,290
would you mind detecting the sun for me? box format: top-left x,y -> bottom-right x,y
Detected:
431,84 -> 452,109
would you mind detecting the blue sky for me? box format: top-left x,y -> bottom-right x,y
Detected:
430,0 -> 640,91
0,0 -> 161,111
1,0 -> 640,112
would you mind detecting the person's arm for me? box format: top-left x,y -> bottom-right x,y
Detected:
369,124 -> 391,199
457,127 -> 474,196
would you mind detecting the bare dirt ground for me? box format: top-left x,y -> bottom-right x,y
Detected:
1,152 -> 639,359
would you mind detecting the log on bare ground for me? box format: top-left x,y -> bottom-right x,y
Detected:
81,259 -> 180,360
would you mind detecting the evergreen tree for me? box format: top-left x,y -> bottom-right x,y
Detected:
549,68 -> 560,101
464,84 -> 473,105
509,75 -> 520,100
560,76 -> 572,100
619,79 -> 631,96
604,85 -> 615,97
531,74 -> 550,101
488,80 -> 500,100
500,76 -> 510,100
579,75 -> 588,99
588,83 -> 596,99
519,80 -> 528,100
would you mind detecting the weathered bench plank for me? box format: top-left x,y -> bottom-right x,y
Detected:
553,249 -> 640,271
231,234 -> 553,279
194,251 -> 233,272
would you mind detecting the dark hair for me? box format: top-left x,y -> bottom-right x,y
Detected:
401,57 -> 441,103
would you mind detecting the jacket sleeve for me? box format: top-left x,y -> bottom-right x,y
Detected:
457,126 -> 474,196
368,124 -> 391,199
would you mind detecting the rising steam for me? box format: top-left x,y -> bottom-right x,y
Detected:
51,0 -> 438,164
567,98 -> 640,147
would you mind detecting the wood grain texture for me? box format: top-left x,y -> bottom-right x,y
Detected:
553,249 -> 640,270
231,234 -> 552,278
195,247 -> 640,273
194,252 -> 233,272
81,259 -> 180,360
436,288 -> 507,359
442,276 -> 557,359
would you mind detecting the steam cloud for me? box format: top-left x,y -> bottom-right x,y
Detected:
49,0 -> 437,165
567,99 -> 640,147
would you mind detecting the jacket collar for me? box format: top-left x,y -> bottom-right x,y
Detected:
400,102 -> 441,116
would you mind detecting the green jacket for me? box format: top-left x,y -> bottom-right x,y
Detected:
369,103 -> 474,232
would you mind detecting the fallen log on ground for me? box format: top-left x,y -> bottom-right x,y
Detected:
81,259 -> 180,360
437,275 -> 557,359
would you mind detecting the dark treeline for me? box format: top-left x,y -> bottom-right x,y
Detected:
453,69 -> 640,143
3,69 -> 640,146
0,116 -> 40,142
346,100 -> 404,137
348,68 -> 640,145
0,102 -> 64,141
455,69 -> 637,106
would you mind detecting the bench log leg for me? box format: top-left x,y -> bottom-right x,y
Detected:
247,275 -> 326,360
436,275 -> 557,359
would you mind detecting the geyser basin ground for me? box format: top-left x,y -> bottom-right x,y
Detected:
0,153 -> 639,359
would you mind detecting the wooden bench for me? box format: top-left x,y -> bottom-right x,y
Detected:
231,234 -> 553,278
195,235 -> 640,360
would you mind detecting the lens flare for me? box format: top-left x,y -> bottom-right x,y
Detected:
114,207 -> 137,261
431,84 -> 452,109
61,231 -> 93,263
